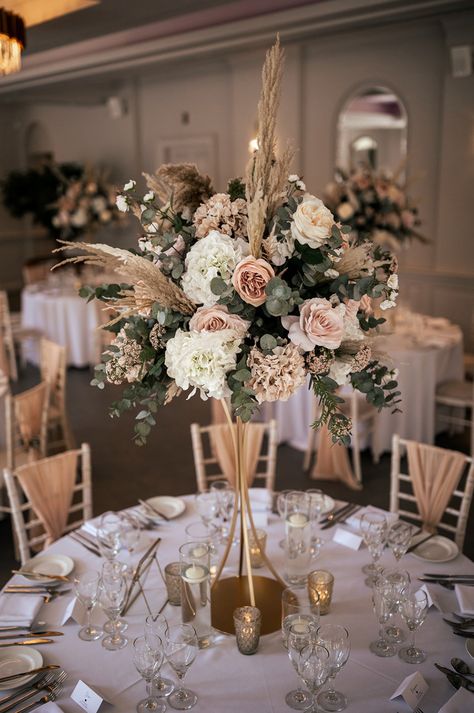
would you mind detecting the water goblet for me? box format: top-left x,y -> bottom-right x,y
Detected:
210,480 -> 235,541
286,621 -> 318,710
359,512 -> 388,586
97,511 -> 122,561
381,568 -> 410,644
297,644 -> 331,713
316,624 -> 350,712
144,614 -> 174,697
98,572 -> 128,650
101,560 -> 130,633
369,578 -> 396,657
387,521 -> 416,563
132,636 -> 166,713
120,512 -> 142,555
164,623 -> 199,710
74,570 -> 102,641
398,590 -> 429,664
194,491 -> 218,534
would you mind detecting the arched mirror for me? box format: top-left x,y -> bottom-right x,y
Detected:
336,86 -> 407,176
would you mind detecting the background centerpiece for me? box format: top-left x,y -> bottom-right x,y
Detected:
54,37 -> 400,633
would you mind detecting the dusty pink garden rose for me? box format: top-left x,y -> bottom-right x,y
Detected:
282,297 -> 345,352
189,305 -> 249,337
232,256 -> 275,307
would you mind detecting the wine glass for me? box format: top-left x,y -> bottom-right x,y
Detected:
97,511 -> 122,561
369,578 -> 396,657
194,491 -> 218,533
387,522 -> 416,562
296,644 -> 331,713
381,568 -> 410,644
74,570 -> 102,641
98,572 -> 128,650
144,614 -> 174,697
132,636 -> 166,713
360,512 -> 388,586
398,590 -> 429,664
120,512 -> 142,555
101,560 -> 130,634
277,490 -> 293,548
316,624 -> 350,712
307,488 -> 326,555
286,621 -> 318,710
164,623 -> 199,710
210,480 -> 235,542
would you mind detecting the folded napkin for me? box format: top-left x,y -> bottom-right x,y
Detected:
345,505 -> 398,531
248,488 -> 272,512
455,584 -> 474,615
38,704 -> 64,713
438,686 -> 474,713
0,592 -> 44,627
81,520 -> 99,538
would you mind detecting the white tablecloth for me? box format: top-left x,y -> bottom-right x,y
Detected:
21,286 -> 99,368
2,497 -> 472,713
274,332 -> 464,456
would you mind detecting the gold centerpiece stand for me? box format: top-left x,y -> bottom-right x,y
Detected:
210,402 -> 286,635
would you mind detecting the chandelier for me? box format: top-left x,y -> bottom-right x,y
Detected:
0,8 -> 26,76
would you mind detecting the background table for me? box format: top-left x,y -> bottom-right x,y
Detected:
1,496 -> 472,712
21,285 -> 99,368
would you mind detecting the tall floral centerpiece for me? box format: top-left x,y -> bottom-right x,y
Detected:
55,38 -> 400,632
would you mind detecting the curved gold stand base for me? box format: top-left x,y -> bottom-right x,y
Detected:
211,575 -> 286,635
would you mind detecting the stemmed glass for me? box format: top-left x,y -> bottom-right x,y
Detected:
316,625 -> 350,712
120,512 -> 142,556
286,621 -> 318,710
387,522 -> 416,563
381,568 -> 410,644
398,590 -> 429,664
97,511 -> 122,561
307,489 -> 326,556
164,623 -> 199,710
74,570 -> 102,641
98,571 -> 128,650
102,560 -> 129,634
144,614 -> 174,698
296,644 -> 331,713
277,490 -> 293,548
210,480 -> 235,542
369,578 -> 396,657
133,636 -> 166,713
194,491 -> 218,534
360,512 -> 388,586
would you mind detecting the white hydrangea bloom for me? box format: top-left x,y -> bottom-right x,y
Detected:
165,328 -> 241,400
143,191 -> 154,202
116,195 -> 128,212
380,299 -> 397,310
387,274 -> 399,290
123,180 -> 136,191
181,230 -> 246,306
329,358 -> 352,386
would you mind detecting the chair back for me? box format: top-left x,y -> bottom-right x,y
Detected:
3,443 -> 92,564
390,434 -> 474,550
22,258 -> 55,286
5,381 -> 49,472
190,420 -> 277,493
0,291 -> 17,380
40,339 -> 66,412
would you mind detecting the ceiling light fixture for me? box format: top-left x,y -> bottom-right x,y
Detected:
0,7 -> 26,76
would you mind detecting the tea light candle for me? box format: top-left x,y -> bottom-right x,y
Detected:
183,563 -> 207,583
291,618 -> 311,634
248,529 -> 267,569
288,513 -> 308,527
308,570 -> 334,615
191,544 -> 208,558
233,606 -> 261,655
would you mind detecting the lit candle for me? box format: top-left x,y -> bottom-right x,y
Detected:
183,564 -> 206,583
288,513 -> 308,527
292,620 -> 310,634
191,545 -> 208,558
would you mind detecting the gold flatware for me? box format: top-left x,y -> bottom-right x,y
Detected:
320,503 -> 353,525
0,638 -> 54,647
406,533 -> 436,553
0,665 -> 60,684
11,570 -> 69,583
138,498 -> 170,522
321,504 -> 360,530
0,631 -> 63,640
69,532 -> 101,557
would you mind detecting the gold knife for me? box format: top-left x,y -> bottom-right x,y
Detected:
0,638 -> 54,647
11,570 -> 69,582
0,631 -> 63,640
0,664 -> 60,683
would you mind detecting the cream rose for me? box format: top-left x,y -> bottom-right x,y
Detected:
232,256 -> 275,307
189,305 -> 249,337
291,195 -> 335,249
281,297 -> 345,351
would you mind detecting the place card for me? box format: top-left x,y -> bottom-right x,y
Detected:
71,680 -> 109,713
417,584 -> 451,614
390,671 -> 428,710
332,527 -> 363,550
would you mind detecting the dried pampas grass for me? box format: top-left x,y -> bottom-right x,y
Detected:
145,164 -> 213,212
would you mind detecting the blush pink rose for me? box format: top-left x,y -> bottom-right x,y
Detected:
282,297 -> 345,352
232,256 -> 275,307
189,305 -> 249,337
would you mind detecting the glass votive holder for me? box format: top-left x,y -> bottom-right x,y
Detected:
248,528 -> 267,569
164,562 -> 182,606
233,606 -> 261,655
308,570 -> 334,615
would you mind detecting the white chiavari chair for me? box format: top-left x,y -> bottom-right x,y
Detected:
3,443 -> 92,565
435,379 -> 474,456
40,338 -> 74,450
0,290 -> 42,381
390,434 -> 474,550
190,420 -> 278,493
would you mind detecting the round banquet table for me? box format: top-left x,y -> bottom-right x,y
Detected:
273,329 -> 464,458
1,496 -> 473,713
21,285 -> 99,368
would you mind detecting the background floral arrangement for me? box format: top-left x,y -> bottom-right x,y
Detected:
324,168 -> 426,251
51,168 -> 124,238
56,38 -> 401,446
